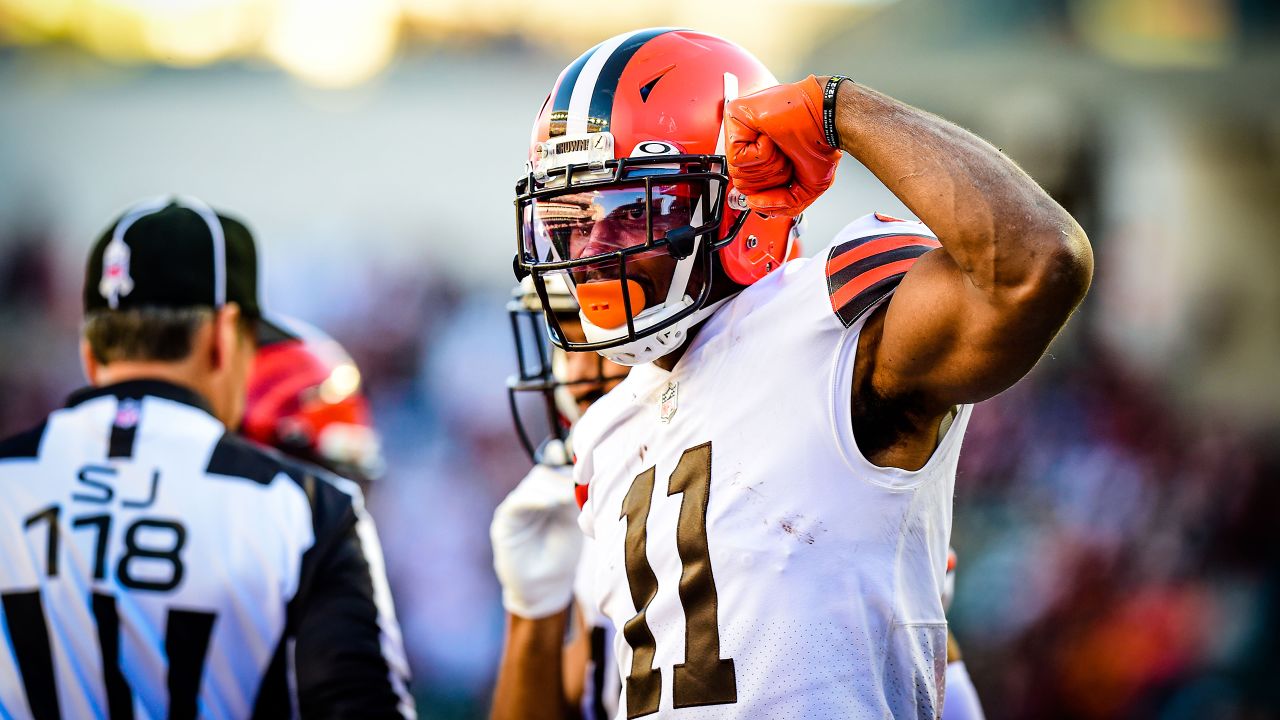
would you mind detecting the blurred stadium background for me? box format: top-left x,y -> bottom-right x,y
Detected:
2,0 -> 1278,717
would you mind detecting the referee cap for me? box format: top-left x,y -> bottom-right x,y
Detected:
84,195 -> 294,343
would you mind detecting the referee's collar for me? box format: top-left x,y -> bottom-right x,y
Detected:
65,380 -> 215,417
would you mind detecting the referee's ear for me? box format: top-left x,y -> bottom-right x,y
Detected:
209,301 -> 241,368
80,338 -> 101,386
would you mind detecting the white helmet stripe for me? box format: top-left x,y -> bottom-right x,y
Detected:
714,72 -> 739,156
566,30 -> 641,136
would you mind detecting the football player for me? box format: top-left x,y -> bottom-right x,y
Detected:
241,317 -> 385,488
496,285 -> 984,720
492,276 -> 628,720
513,29 -> 1091,718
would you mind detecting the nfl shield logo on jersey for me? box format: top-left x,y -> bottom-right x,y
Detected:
114,398 -> 141,428
99,236 -> 134,309
659,381 -> 678,424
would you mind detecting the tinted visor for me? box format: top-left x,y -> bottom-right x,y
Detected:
522,181 -> 698,265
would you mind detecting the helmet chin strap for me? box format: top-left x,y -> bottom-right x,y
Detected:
591,295 -> 732,366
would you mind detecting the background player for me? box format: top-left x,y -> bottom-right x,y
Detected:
0,197 -> 414,718
515,29 -> 1092,718
242,316 -> 386,488
492,277 -> 627,720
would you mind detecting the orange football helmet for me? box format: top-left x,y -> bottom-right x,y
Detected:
243,318 -> 384,483
514,28 -> 804,365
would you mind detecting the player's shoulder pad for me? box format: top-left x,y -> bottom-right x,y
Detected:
824,212 -> 941,327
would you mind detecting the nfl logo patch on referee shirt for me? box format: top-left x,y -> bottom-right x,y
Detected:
114,398 -> 141,428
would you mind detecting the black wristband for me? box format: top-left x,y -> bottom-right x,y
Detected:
822,75 -> 850,150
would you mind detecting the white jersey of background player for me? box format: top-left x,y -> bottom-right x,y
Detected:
491,277 -> 626,720
512,29 -> 1090,719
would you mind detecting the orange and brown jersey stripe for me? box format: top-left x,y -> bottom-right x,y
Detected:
826,233 -> 941,326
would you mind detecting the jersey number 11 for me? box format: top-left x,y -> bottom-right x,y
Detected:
619,441 -> 736,718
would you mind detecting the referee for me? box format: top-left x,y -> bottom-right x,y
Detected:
0,197 -> 415,719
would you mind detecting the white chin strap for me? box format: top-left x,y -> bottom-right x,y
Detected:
582,296 -> 731,366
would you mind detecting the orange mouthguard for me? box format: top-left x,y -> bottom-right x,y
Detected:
577,279 -> 647,329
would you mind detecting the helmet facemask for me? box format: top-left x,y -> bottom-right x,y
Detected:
515,151 -> 747,365
506,278 -> 629,465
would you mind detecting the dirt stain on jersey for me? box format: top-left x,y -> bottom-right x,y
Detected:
777,514 -> 821,545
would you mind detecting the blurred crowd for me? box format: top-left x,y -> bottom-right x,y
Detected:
952,332 -> 1279,719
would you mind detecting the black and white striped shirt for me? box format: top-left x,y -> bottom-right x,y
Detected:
0,380 -> 414,719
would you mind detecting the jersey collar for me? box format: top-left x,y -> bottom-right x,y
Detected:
65,380 -> 215,417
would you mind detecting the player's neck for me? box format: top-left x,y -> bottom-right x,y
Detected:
653,339 -> 690,372
652,279 -> 743,371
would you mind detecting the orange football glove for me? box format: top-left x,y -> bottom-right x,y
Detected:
724,75 -> 842,217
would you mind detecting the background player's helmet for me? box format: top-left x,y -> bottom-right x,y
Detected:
514,28 -> 804,365
243,317 -> 385,484
507,275 -> 626,465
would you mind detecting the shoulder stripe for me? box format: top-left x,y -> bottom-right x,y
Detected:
831,258 -> 918,312
835,275 -> 912,327
826,233 -> 939,277
205,433 -> 286,485
826,233 -> 940,327
0,421 -> 47,460
828,245 -> 934,292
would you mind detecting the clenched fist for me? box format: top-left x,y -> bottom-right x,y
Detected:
724,75 -> 843,217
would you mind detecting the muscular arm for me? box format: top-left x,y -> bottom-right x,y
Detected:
491,609 -> 578,720
832,79 -> 1093,415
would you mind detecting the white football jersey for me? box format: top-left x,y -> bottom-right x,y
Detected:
575,213 -> 972,719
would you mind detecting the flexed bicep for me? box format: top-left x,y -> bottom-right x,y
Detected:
870,244 -> 1085,412
825,79 -> 1093,417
